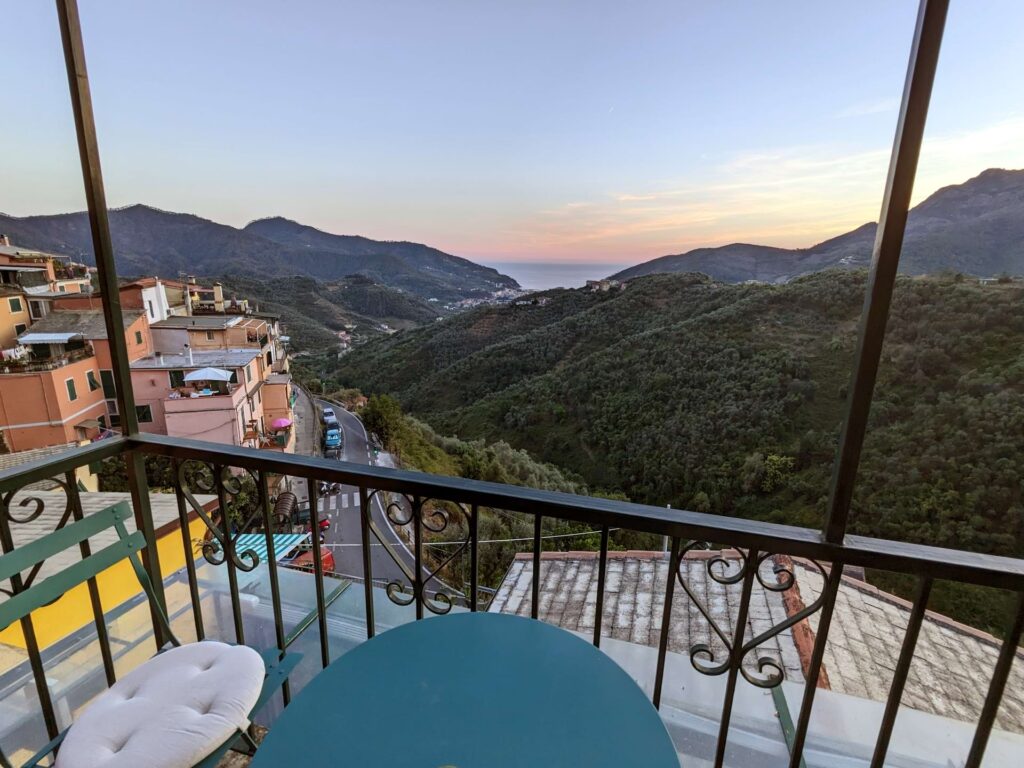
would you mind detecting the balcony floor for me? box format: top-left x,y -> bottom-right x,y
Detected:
216,727 -> 266,767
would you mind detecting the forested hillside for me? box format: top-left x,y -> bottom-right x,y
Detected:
340,270 -> 1024,632
215,274 -> 443,352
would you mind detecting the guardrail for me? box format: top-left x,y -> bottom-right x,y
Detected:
1,435 -> 1022,767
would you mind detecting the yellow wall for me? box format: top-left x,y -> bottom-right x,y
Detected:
0,293 -> 31,348
0,515 -> 208,650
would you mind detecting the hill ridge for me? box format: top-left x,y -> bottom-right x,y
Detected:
610,167 -> 1024,283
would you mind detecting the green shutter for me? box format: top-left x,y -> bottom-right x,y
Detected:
100,369 -> 116,398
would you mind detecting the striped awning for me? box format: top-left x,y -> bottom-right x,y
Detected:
227,533 -> 310,565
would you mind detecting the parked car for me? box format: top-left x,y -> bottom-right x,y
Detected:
323,416 -> 340,432
324,428 -> 342,450
320,406 -> 336,423
280,539 -> 336,575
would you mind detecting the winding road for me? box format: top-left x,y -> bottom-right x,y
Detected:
310,398 -> 416,586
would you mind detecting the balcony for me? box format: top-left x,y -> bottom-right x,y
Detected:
7,2 -> 1021,766
1,435 -> 1022,767
0,347 -> 93,374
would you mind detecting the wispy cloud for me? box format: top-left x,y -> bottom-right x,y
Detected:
835,98 -> 900,119
508,115 -> 1024,262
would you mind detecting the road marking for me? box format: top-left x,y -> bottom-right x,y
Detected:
341,494 -> 349,509
351,492 -> 360,509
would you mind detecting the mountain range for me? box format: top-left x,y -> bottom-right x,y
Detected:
0,205 -> 517,302
611,168 -> 1024,283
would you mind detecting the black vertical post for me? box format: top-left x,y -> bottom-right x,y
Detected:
593,525 -> 609,647
653,538 -> 680,709
469,504 -> 479,612
359,486 -> 376,637
965,592 -> 1024,767
306,478 -> 331,666
531,516 -> 542,619
66,473 -> 116,686
55,0 -> 168,638
824,0 -> 949,542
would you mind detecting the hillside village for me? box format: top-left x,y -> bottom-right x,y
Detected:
0,236 -> 296,456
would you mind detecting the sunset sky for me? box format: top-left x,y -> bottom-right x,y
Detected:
3,1 -> 1023,265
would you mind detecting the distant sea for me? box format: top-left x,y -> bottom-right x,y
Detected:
483,261 -> 631,291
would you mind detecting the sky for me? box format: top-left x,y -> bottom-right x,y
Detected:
2,1 -> 1023,265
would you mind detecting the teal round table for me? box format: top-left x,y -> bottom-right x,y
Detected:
251,612 -> 678,767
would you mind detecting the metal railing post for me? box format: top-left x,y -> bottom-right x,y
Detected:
56,0 -> 168,641
823,0 -> 949,543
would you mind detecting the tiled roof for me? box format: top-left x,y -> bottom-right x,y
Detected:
0,491 -> 216,592
491,551 -> 803,683
491,551 -> 1024,734
797,561 -> 1024,732
25,309 -> 143,339
0,443 -> 79,490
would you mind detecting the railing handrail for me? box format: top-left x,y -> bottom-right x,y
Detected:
0,437 -> 128,490
3,433 -> 1021,592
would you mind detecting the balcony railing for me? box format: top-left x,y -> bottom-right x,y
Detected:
1,434 -> 1022,767
0,348 -> 93,374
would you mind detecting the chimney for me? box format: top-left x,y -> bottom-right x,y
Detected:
0,234 -> 9,246
184,343 -> 193,365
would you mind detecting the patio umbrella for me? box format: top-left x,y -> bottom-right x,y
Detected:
183,367 -> 233,382
271,417 -> 292,429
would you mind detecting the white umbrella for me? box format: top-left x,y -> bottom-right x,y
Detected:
183,367 -> 233,382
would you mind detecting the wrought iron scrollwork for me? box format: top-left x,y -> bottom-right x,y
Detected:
1,477 -> 74,599
365,489 -> 469,614
673,543 -> 827,688
176,460 -> 263,572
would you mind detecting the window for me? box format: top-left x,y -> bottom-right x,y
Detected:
14,323 -> 27,336
87,370 -> 100,391
100,370 -> 116,399
245,364 -> 252,383
134,330 -> 143,345
135,405 -> 153,423
8,297 -> 22,313
65,378 -> 77,402
147,300 -> 155,319
29,300 -> 44,319
206,330 -> 214,341
169,369 -> 186,388
58,285 -> 66,293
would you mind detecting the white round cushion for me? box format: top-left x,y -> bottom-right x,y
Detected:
56,641 -> 264,768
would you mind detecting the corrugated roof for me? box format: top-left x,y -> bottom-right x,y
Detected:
23,309 -> 142,339
0,245 -> 66,259
491,551 -> 1024,735
0,265 -> 45,273
17,332 -> 83,344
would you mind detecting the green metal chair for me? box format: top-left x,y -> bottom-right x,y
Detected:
0,501 -> 298,768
